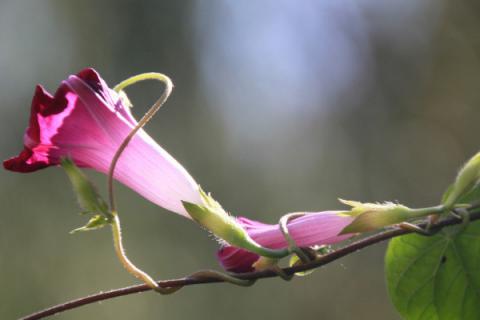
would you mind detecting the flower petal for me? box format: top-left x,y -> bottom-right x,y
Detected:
4,68 -> 202,217
217,246 -> 260,273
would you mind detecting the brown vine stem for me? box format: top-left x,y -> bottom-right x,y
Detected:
20,209 -> 480,320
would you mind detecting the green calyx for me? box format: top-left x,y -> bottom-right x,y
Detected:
183,189 -> 289,259
182,200 -> 248,249
339,199 -> 445,234
61,158 -> 112,233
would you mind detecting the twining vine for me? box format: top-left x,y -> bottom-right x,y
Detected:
21,209 -> 480,320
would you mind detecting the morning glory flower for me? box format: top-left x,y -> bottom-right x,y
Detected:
3,68 -> 201,217
4,68 -> 357,268
217,212 -> 355,273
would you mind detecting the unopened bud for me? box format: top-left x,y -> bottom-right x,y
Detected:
443,152 -> 480,209
340,199 -> 419,234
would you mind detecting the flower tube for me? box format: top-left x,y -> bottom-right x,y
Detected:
4,68 -> 201,217
217,212 -> 355,273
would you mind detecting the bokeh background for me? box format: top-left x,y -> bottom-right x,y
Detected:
1,1 -> 480,319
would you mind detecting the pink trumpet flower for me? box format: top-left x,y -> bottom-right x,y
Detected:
3,68 -> 201,217
217,212 -> 355,273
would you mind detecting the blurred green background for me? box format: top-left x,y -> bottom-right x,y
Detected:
2,1 -> 480,319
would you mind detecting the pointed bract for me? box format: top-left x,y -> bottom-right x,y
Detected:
61,157 -> 110,217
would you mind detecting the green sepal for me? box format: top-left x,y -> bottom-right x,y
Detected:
61,158 -> 111,218
340,207 -> 411,234
443,152 -> 480,209
184,189 -> 289,259
339,199 -> 444,234
183,189 -> 250,248
70,215 -> 111,234
182,200 -> 249,248
455,183 -> 480,205
442,182 -> 480,210
339,199 -> 412,234
441,184 -> 454,204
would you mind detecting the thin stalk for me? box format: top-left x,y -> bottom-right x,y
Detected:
108,73 -> 173,212
110,212 -> 158,290
106,73 -> 175,293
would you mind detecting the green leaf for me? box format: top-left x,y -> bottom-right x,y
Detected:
70,215 -> 111,233
386,221 -> 480,320
61,158 -> 110,217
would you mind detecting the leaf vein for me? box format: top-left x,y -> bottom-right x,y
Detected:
460,282 -> 468,320
394,239 -> 445,293
417,299 -> 433,320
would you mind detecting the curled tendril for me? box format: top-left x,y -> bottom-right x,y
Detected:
268,264 -> 294,281
279,212 -> 313,263
105,74 -> 257,294
189,270 -> 256,287
108,73 -> 174,212
107,73 -> 174,292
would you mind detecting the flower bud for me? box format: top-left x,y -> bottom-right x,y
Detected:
339,199 -> 414,234
217,212 -> 354,273
443,152 -> 480,209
